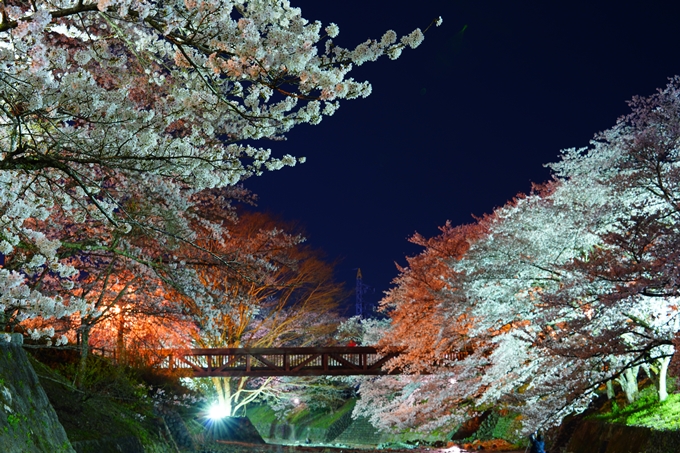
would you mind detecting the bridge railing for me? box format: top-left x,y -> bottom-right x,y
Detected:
87,345 -> 469,377
160,346 -> 401,377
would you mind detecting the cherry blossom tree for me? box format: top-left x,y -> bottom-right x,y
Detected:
179,210 -> 345,416
0,0 -> 441,335
369,186 -> 605,433
541,78 -> 680,402
366,79 -> 680,435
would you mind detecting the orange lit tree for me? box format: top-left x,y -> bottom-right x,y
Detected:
359,80 -> 680,435
179,210 -> 345,416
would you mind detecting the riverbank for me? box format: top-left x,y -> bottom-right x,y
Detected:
5,342 -> 680,453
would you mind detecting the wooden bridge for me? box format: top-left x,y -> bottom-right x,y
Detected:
161,346 -> 401,377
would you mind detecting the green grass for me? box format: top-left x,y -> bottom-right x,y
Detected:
247,404 -> 278,426
306,398 -> 355,429
248,398 -> 355,430
592,384 -> 680,431
288,406 -> 312,425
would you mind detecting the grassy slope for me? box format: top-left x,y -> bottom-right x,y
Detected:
247,398 -> 356,435
249,399 -> 451,448
27,352 -> 176,451
591,383 -> 680,431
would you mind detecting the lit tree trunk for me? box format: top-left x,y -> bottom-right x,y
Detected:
231,377 -> 273,417
656,356 -> 671,402
658,318 -> 680,402
212,377 -> 233,416
616,366 -> 640,404
209,375 -> 273,418
639,354 -> 671,402
606,380 -> 615,400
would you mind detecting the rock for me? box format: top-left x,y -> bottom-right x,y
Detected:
0,342 -> 75,452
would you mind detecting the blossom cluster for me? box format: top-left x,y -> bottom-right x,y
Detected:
363,79 -> 680,433
0,1 -> 437,337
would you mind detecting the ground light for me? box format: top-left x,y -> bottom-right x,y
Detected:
203,402 -> 233,443
201,406 -> 267,444
207,403 -> 230,421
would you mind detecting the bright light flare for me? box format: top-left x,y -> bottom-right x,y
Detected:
207,403 -> 230,420
438,447 -> 464,453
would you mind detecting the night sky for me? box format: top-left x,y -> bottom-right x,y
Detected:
244,0 -> 680,313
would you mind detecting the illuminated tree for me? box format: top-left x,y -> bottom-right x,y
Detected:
0,0 -> 440,336
180,211 -> 345,416
13,196 -> 196,382
369,187 -> 603,433
540,78 -> 680,402
366,79 -> 680,434
377,222 -> 483,372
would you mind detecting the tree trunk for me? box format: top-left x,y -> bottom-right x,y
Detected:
616,366 -> 640,404
606,380 -> 615,400
116,316 -> 126,365
212,377 -> 233,416
232,376 -> 272,417
77,326 -> 90,388
657,356 -> 671,402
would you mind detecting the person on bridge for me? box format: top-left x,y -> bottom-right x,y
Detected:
529,432 -> 545,453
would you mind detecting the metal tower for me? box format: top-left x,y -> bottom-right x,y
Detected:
355,268 -> 373,317
356,268 -> 364,317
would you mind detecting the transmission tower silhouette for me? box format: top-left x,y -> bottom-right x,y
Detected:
355,268 -> 371,317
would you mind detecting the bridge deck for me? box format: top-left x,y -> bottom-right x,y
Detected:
162,347 -> 400,377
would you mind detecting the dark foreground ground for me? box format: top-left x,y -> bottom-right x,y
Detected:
211,441 -> 525,453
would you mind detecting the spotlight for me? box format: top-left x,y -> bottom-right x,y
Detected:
207,403 -> 230,420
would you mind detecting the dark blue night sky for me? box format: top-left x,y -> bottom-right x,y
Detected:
244,0 -> 680,313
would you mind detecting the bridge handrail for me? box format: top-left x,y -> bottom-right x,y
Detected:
172,346 -> 385,355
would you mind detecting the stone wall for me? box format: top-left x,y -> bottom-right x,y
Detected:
156,407 -> 196,449
0,335 -> 75,453
332,416 -> 384,446
71,436 -> 144,453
